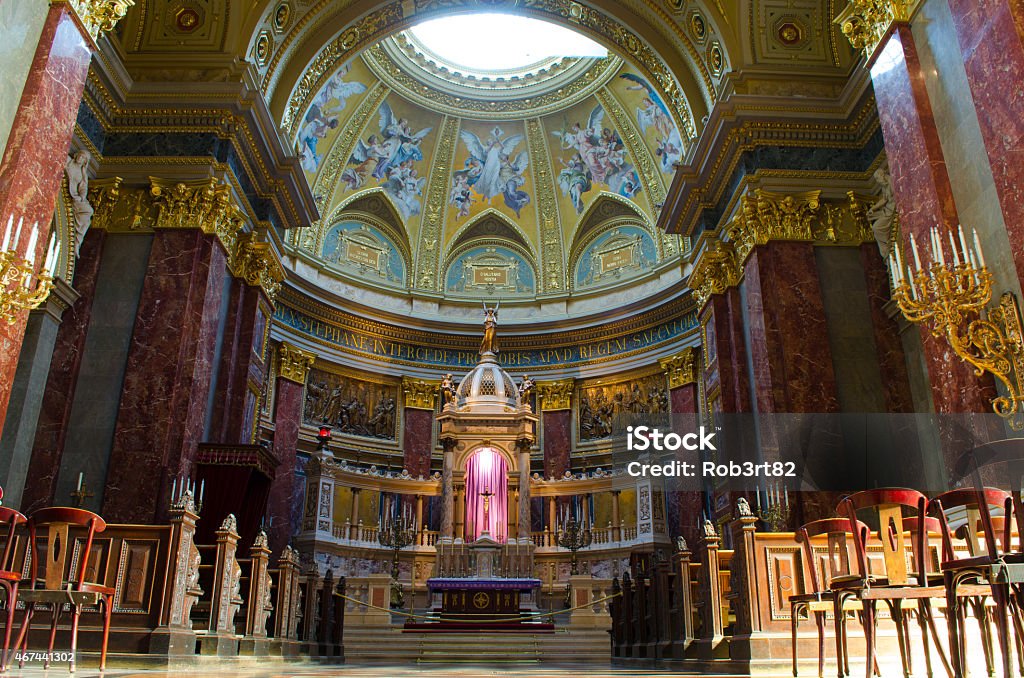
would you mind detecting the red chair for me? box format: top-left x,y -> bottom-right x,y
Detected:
836,489 -> 951,678
0,505 -> 26,672
11,507 -> 114,672
930,487 -> 1018,678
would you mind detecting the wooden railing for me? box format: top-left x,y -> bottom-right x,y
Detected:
0,497 -> 344,663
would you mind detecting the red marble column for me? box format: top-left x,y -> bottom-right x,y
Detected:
21,230 -> 106,513
742,242 -> 839,414
403,406 -> 434,479
700,288 -> 751,415
209,282 -> 272,444
542,409 -> 571,479
669,376 -> 702,548
0,4 -> 93,442
945,0 -> 1024,286
861,244 -> 915,413
103,230 -> 228,523
870,25 -> 994,413
267,371 -> 305,556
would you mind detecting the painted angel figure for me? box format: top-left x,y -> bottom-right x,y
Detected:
372,102 -> 432,179
458,126 -> 529,207
621,73 -> 683,172
312,63 -> 367,119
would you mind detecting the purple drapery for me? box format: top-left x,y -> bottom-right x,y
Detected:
465,447 -> 508,542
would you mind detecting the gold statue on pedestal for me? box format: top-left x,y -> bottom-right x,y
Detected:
480,302 -> 499,355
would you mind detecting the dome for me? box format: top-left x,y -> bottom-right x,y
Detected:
456,352 -> 520,413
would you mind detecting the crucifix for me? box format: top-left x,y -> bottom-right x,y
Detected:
480,486 -> 494,536
70,472 -> 93,508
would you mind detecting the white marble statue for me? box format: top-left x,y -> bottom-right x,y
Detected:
65,150 -> 94,256
866,163 -> 896,258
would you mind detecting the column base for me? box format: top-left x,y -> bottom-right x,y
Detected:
199,632 -> 239,657
148,627 -> 197,656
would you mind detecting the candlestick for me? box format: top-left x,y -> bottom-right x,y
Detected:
77,472 -> 83,491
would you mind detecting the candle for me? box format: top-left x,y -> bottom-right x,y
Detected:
756,488 -> 762,511
910,233 -> 922,271
948,232 -> 961,267
894,244 -> 905,281
934,228 -> 945,266
77,472 -> 83,491
171,478 -> 177,501
1,215 -> 11,251
958,225 -> 970,264
973,229 -> 986,267
13,217 -> 22,251
784,486 -> 789,509
25,223 -> 37,265
199,479 -> 204,504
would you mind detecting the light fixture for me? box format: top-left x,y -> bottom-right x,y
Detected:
0,215 -> 57,324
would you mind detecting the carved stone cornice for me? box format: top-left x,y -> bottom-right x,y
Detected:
403,377 -> 439,410
835,0 -> 915,62
150,177 -> 246,257
688,239 -> 742,310
68,0 -> 134,42
232,230 -> 285,301
277,342 -> 316,385
659,347 -> 698,389
536,379 -> 574,411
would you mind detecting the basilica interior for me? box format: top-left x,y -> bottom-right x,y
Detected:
0,0 -> 1023,675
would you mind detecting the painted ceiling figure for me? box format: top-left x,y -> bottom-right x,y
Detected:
480,302 -> 500,355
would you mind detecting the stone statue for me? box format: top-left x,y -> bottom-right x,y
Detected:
866,163 -> 896,258
440,373 -> 456,405
480,302 -> 499,354
519,374 -> 534,401
736,497 -> 752,517
65,150 -> 94,256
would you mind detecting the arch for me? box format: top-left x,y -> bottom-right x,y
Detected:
260,1 -> 712,144
463,446 -> 510,542
569,215 -> 659,291
324,187 -> 412,259
570,191 -> 650,256
442,240 -> 539,297
447,208 -> 534,256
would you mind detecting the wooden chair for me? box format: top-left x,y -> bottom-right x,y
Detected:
791,517 -> 868,678
930,487 -> 1019,677
11,507 -> 113,672
0,504 -> 26,672
836,489 -> 951,678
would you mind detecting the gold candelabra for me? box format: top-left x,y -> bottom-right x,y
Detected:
889,225 -> 1024,429
0,216 -> 58,324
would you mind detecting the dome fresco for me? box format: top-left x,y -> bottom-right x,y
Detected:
288,32 -> 687,305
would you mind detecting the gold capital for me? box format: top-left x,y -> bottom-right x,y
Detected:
403,377 -> 438,410
536,379 -> 574,411
660,347 -> 698,389
278,343 -> 316,385
150,178 -> 245,257
69,0 -> 134,41
688,238 -> 742,310
231,231 -> 285,301
835,0 -> 915,62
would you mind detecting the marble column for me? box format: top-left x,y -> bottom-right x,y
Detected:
861,244 -> 915,413
415,494 -> 424,544
0,280 -> 77,508
0,3 -> 94,442
660,347 -> 701,548
869,24 -> 995,412
267,342 -> 315,556
349,488 -> 361,539
210,282 -> 273,444
537,380 -> 573,479
440,438 -> 455,538
700,288 -> 752,414
402,380 -> 436,479
21,229 -> 106,513
611,490 -> 621,541
103,229 -> 229,523
517,443 -> 531,542
945,0 -> 1024,288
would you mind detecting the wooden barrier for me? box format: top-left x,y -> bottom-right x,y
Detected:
0,501 -> 343,666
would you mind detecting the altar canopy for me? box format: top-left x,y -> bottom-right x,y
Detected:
465,447 -> 508,542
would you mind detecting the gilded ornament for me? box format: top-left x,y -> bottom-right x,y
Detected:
835,0 -> 914,61
659,347 -> 698,388
278,342 -> 317,384
688,238 -> 741,309
526,119 -> 565,292
231,231 -> 286,301
69,0 -> 134,41
536,379 -> 574,411
414,116 -> 459,291
403,377 -> 439,410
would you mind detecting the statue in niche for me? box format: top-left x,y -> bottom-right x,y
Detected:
480,302 -> 499,355
519,375 -> 534,403
65,150 -> 94,256
866,163 -> 896,258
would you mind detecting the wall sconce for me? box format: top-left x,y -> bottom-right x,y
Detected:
0,216 -> 57,324
889,225 -> 1024,429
